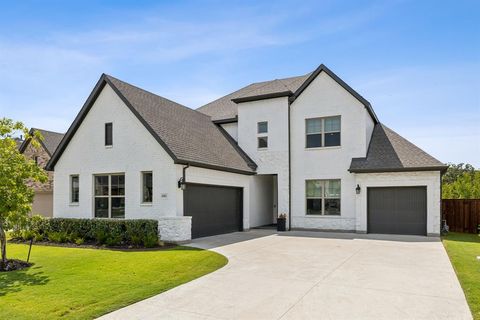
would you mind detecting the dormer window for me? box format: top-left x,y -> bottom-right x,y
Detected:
105,123 -> 113,146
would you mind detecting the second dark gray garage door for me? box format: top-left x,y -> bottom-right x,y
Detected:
184,183 -> 243,239
368,187 -> 427,236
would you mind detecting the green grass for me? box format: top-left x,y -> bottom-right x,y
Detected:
0,243 -> 227,319
442,232 -> 480,319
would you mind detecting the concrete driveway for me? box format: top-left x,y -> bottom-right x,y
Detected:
99,230 -> 471,320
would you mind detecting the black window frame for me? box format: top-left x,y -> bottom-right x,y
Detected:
141,171 -> 153,203
70,175 -> 79,204
105,122 -> 113,146
257,136 -> 268,149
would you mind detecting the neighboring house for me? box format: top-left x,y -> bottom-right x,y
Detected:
19,128 -> 65,217
46,64 -> 447,242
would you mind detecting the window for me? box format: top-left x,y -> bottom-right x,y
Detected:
306,116 -> 341,148
94,174 -> 125,218
142,172 -> 153,203
306,179 -> 341,215
257,121 -> 268,134
105,123 -> 113,146
34,156 -> 39,165
70,175 -> 79,203
258,136 -> 268,149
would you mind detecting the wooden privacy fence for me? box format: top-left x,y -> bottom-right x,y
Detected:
442,199 -> 480,233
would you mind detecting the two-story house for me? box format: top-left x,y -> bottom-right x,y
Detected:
19,128 -> 64,217
46,64 -> 447,242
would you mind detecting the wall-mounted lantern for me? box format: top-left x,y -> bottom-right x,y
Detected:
177,164 -> 190,190
355,184 -> 361,194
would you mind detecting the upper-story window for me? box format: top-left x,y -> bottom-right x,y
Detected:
257,121 -> 268,149
306,116 -> 341,148
257,121 -> 268,134
105,123 -> 113,146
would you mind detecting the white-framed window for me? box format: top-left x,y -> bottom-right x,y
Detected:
94,174 -> 125,218
257,121 -> 268,149
306,179 -> 341,215
141,171 -> 153,203
306,116 -> 341,148
70,175 -> 79,203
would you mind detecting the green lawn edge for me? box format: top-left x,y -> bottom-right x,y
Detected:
0,243 -> 227,319
442,232 -> 480,320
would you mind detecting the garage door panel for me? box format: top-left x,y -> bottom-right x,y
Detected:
368,187 -> 426,236
184,184 -> 242,238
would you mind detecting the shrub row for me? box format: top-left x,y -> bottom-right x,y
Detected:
13,216 -> 159,248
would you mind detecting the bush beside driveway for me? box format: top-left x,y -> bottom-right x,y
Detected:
0,243 -> 227,319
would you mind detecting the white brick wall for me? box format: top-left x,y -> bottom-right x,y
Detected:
158,216 -> 192,243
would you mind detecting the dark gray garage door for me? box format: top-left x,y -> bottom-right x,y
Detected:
184,184 -> 243,238
368,187 -> 427,236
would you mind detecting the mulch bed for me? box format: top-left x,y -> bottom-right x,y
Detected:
8,239 -> 177,251
0,259 -> 32,272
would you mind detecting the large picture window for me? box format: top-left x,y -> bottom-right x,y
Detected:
94,174 -> 125,218
306,116 -> 341,148
306,179 -> 341,215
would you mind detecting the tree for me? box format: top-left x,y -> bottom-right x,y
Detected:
0,118 -> 47,270
442,162 -> 475,184
442,171 -> 480,199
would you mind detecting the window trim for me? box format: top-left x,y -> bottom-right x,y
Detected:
305,116 -> 341,149
305,179 -> 341,216
141,171 -> 153,204
93,173 -> 125,218
105,122 -> 113,147
70,174 -> 79,205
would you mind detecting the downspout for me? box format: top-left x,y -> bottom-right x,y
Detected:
288,98 -> 292,231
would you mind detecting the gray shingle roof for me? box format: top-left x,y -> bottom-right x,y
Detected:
106,75 -> 257,174
197,74 -> 309,121
19,128 -> 64,156
349,124 -> 447,173
35,129 -> 64,156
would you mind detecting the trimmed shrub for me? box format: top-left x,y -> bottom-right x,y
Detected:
28,217 -> 158,247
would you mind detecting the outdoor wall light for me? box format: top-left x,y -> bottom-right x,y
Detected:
178,177 -> 186,190
356,184 -> 361,194
178,164 -> 190,190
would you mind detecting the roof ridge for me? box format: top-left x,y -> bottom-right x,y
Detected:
32,128 -> 64,135
105,74 -> 212,120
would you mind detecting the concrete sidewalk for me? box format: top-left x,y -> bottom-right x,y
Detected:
99,230 -> 471,320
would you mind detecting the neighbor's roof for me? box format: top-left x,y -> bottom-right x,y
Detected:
197,64 -> 378,124
19,128 -> 65,157
349,124 -> 447,173
46,74 -> 256,174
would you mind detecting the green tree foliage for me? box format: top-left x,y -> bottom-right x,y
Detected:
0,118 -> 47,269
442,163 -> 480,199
442,163 -> 475,184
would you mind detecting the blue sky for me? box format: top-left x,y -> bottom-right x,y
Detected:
0,0 -> 479,166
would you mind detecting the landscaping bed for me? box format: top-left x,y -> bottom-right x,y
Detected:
442,232 -> 480,320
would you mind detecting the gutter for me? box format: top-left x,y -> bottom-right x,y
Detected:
288,98 -> 292,230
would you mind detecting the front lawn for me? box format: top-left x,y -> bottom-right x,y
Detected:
0,243 -> 227,319
442,232 -> 480,319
